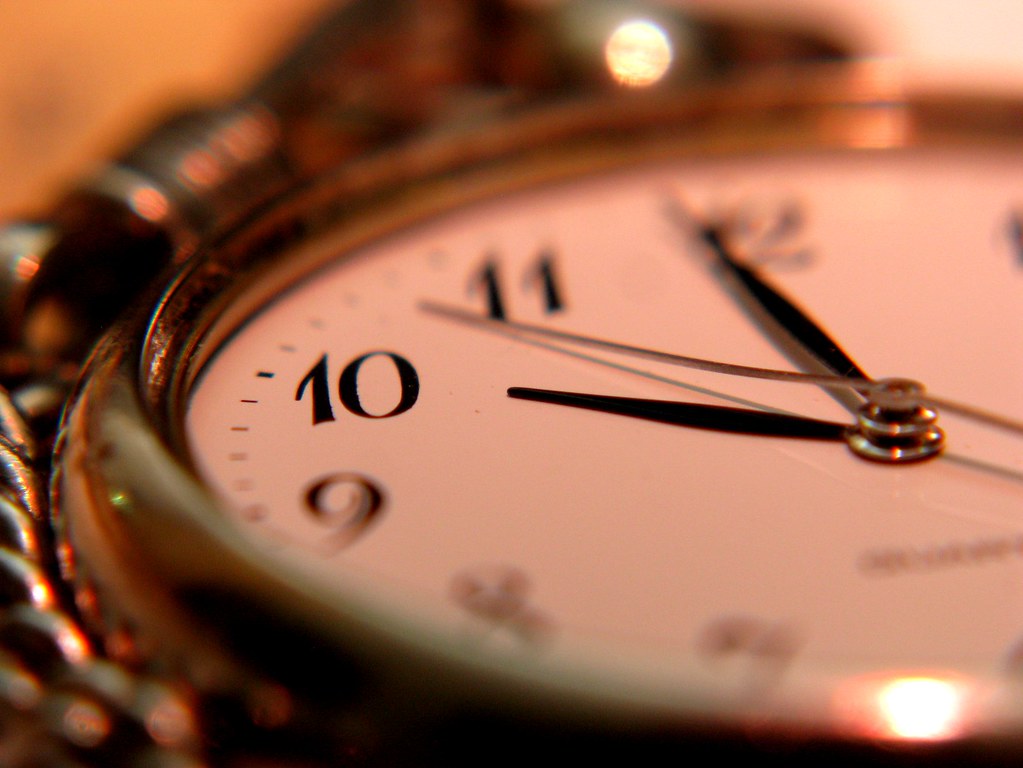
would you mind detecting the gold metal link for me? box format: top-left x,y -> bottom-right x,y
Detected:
0,648 -> 42,713
0,385 -> 35,463
0,355 -> 210,766
0,496 -> 39,561
0,437 -> 44,524
0,553 -> 54,611
49,660 -> 201,753
0,606 -> 91,677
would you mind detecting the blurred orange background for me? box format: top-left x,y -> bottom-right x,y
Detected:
2,1 -> 1022,219
0,0 -> 328,215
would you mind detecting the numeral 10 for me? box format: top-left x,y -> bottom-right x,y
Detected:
296,351 -> 420,426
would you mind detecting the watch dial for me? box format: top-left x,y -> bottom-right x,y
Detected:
185,144 -> 1023,736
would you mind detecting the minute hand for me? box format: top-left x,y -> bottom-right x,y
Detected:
700,225 -> 869,381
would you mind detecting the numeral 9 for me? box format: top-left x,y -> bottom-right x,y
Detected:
304,472 -> 384,552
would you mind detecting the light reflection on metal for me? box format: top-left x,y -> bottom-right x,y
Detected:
836,673 -> 970,742
179,148 -> 223,189
28,578 -> 53,609
839,59 -> 910,149
62,699 -> 112,748
176,108 -> 279,192
845,105 -> 911,149
604,19 -> 673,88
0,223 -> 48,284
213,109 -> 277,165
54,615 -> 92,665
877,677 -> 965,740
128,184 -> 171,224
13,253 -> 39,282
147,695 -> 199,748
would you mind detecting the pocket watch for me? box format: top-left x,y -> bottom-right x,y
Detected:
1,1 -> 1022,765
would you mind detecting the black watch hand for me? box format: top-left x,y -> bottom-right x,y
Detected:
704,226 -> 869,380
508,387 -> 848,440
668,200 -> 869,382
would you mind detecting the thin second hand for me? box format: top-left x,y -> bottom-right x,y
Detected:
420,301 -> 1023,437
420,301 -> 869,389
419,302 -> 806,417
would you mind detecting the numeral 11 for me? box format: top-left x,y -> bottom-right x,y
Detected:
471,251 -> 566,320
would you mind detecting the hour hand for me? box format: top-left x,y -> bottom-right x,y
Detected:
507,387 -> 848,440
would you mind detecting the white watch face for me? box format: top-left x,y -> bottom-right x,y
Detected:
184,141 -> 1023,739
